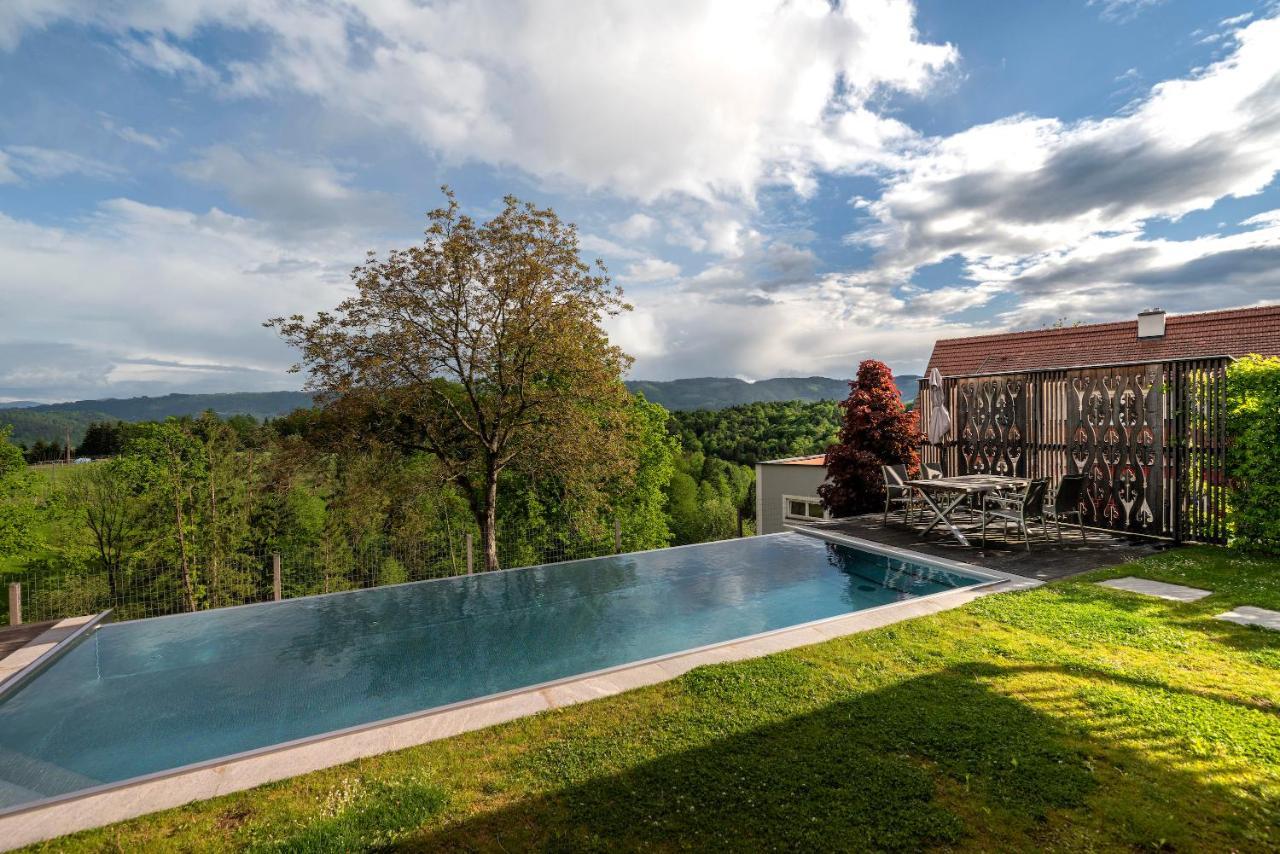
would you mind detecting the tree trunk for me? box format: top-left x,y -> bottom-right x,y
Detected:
208,476 -> 219,607
482,474 -> 500,571
174,486 -> 196,613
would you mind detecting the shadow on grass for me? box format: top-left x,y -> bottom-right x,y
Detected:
388,656 -> 1278,852
397,663 -> 1099,852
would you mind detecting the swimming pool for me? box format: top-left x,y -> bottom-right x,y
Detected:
0,532 -> 990,812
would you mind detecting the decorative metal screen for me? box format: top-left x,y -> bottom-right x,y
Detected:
919,357 -> 1229,544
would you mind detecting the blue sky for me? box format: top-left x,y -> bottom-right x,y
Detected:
1,0 -> 1278,401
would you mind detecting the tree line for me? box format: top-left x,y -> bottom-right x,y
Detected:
0,189 -> 829,620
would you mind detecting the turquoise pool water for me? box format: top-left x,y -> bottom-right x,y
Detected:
0,532 -> 983,810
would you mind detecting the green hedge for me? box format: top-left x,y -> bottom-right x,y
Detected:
1225,354 -> 1280,552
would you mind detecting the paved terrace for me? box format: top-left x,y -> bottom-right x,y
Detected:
804,513 -> 1169,581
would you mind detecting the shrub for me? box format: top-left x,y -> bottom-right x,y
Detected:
1225,354 -> 1280,552
819,360 -> 922,516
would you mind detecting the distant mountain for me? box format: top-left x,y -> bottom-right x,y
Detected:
0,401 -> 42,409
1,379 -> 926,448
625,375 -> 921,411
1,391 -> 314,448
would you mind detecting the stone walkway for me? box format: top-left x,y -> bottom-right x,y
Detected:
1096,576 -> 1280,633
1097,577 -> 1212,602
1215,606 -> 1280,631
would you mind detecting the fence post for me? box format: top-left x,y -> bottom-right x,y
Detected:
272,554 -> 282,602
614,518 -> 622,554
7,583 -> 19,626
465,534 -> 474,574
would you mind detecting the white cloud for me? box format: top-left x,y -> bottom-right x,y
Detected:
621,258 -> 681,283
99,115 -> 168,151
610,213 -> 657,242
0,145 -> 122,183
0,200 -> 355,399
577,232 -> 645,262
864,17 -> 1280,271
120,34 -> 217,83
179,146 -> 404,235
1090,0 -> 1164,24
838,14 -> 1280,330
0,0 -> 954,204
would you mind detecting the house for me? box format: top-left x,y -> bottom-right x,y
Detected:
754,454 -> 830,534
753,305 -> 1279,542
919,305 -> 1280,544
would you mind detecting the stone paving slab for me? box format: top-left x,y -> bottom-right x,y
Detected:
1215,606 -> 1280,631
1096,577 -> 1213,602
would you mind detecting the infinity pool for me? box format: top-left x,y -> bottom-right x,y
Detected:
0,532 -> 987,810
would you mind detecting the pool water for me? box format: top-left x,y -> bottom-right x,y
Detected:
0,533 -> 983,809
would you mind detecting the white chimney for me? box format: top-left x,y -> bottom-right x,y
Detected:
1137,308 -> 1166,339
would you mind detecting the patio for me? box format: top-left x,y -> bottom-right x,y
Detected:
801,513 -> 1168,581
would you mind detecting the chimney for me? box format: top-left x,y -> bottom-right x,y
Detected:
1137,308 -> 1166,339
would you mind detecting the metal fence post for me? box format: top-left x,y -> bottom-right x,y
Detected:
465,534 -> 474,574
614,518 -> 622,554
8,582 -> 20,626
272,554 -> 282,602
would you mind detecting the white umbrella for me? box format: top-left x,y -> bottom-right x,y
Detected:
926,367 -> 951,444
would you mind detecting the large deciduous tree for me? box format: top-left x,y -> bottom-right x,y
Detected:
269,189 -> 634,570
819,359 -> 921,516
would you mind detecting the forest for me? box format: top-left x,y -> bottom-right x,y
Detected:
0,393 -> 846,623
668,400 -> 842,466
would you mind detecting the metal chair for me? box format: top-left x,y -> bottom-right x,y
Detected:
921,463 -> 944,480
981,478 -> 1050,551
882,464 -> 917,525
1045,474 -> 1088,542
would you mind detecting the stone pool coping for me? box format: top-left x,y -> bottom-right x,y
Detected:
0,532 -> 1038,850
0,612 -> 111,699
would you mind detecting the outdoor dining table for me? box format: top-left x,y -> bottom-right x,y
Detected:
903,474 -> 1031,547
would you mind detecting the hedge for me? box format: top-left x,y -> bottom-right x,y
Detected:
1225,354 -> 1280,552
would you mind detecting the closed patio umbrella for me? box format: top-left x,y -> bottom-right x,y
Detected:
926,367 -> 951,444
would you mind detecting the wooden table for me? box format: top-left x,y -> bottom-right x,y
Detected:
904,475 -> 1031,546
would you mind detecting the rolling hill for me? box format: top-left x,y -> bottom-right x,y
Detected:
1,377 -> 922,448
0,392 -> 315,448
625,375 -> 920,411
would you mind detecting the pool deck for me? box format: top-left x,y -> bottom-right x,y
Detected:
0,532 -> 1037,850
0,622 -> 55,664
803,513 -> 1169,582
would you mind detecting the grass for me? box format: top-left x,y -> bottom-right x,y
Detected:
22,546 -> 1280,852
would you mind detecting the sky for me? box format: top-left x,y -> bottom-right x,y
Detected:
1,0 -> 1278,402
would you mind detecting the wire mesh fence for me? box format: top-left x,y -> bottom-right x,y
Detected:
2,518 -> 684,626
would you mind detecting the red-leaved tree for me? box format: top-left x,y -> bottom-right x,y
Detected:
818,359 -> 921,516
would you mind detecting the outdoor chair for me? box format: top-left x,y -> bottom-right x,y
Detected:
981,478 -> 1050,552
1045,474 -> 1088,542
921,463 -> 944,480
881,464 -> 918,525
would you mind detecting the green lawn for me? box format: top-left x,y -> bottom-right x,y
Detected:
26,546 -> 1280,852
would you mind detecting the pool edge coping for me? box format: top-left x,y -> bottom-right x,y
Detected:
0,534 -> 1039,850
0,610 -> 112,703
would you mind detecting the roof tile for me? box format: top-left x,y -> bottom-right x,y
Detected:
926,305 -> 1280,377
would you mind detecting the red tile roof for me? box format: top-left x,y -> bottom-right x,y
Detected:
926,305 -> 1280,378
